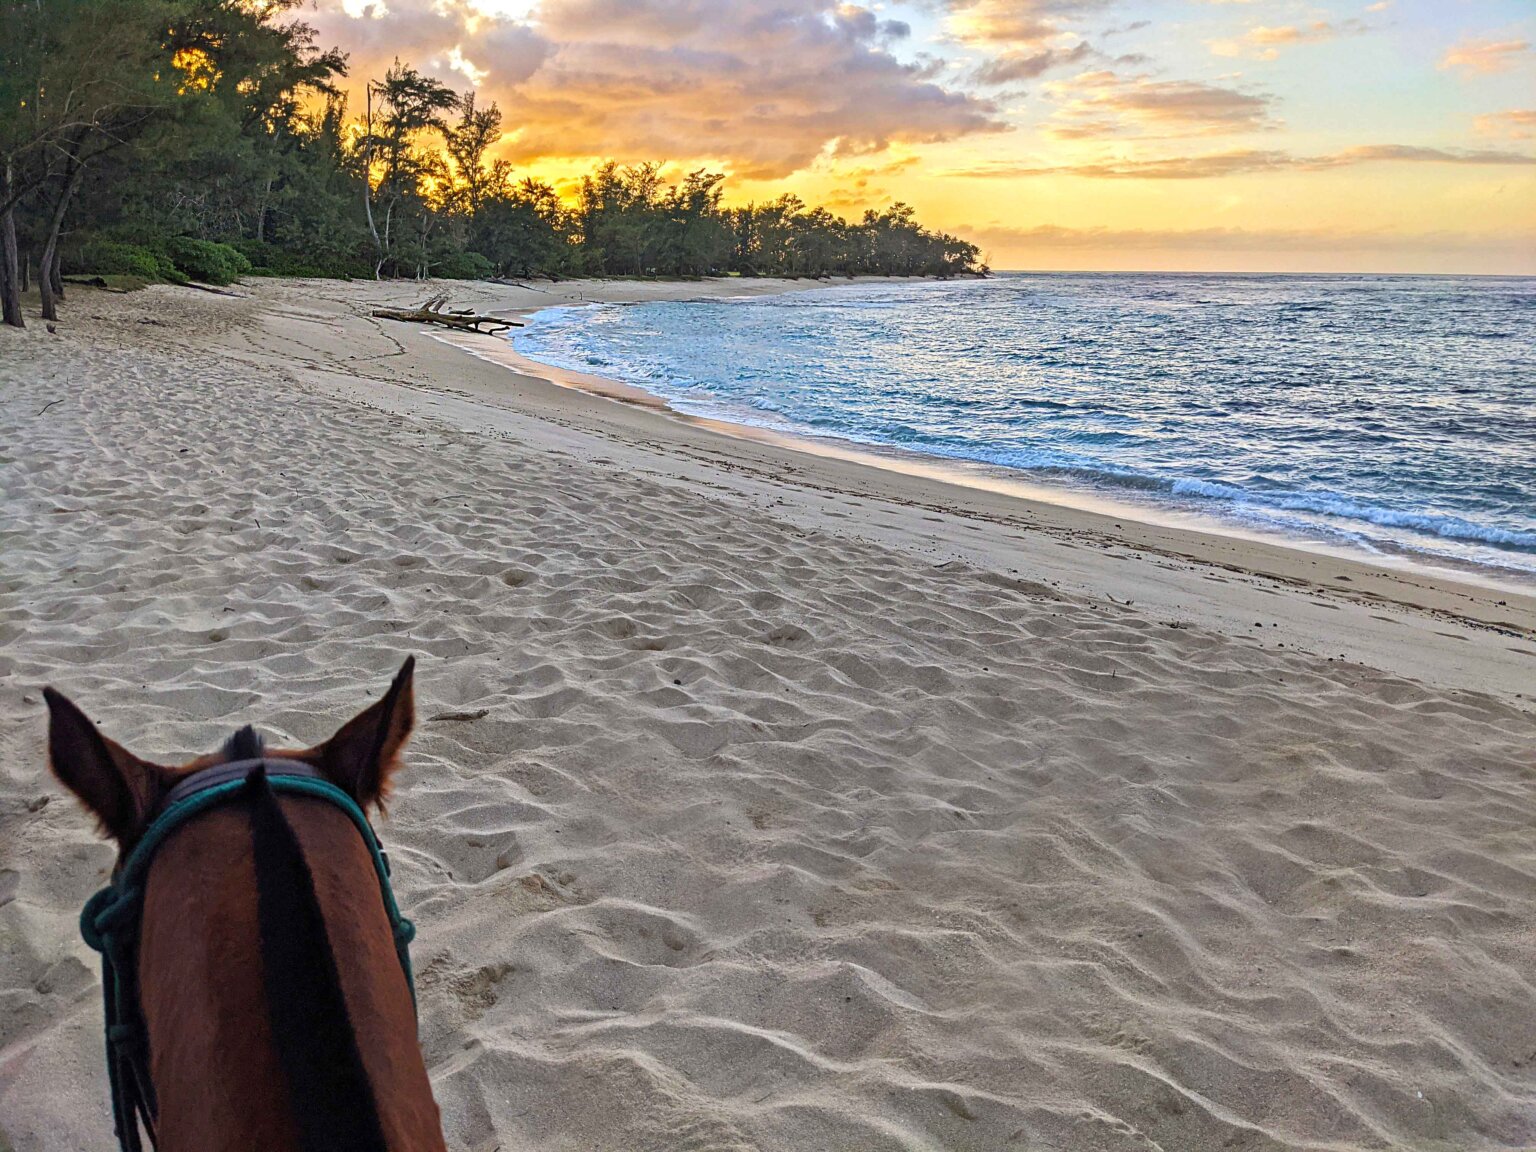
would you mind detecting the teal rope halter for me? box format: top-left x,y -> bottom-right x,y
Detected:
79,760 -> 417,1152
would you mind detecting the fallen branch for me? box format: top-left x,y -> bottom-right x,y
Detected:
63,274 -> 133,294
371,293 -> 522,335
428,708 -> 490,723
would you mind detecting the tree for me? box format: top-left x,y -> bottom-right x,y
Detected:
473,178 -> 569,277
444,94 -> 505,219
1,3 -> 981,326
361,61 -> 459,278
659,169 -> 729,276
0,0 -> 182,325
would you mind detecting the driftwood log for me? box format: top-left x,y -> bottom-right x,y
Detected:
371,293 -> 522,335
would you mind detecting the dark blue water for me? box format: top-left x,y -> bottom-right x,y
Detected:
514,274 -> 1536,579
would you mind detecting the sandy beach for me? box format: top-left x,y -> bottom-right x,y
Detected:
2,275 -> 1534,1150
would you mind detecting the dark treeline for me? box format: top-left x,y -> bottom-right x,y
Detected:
0,0 -> 983,329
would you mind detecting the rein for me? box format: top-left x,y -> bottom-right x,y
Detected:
80,758 -> 417,1152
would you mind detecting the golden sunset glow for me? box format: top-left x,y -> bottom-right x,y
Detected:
273,1 -> 1533,270
171,46 -> 219,94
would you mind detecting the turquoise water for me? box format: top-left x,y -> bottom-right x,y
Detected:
513,274 -> 1536,580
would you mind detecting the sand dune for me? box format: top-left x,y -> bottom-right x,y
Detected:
2,279 -> 1534,1151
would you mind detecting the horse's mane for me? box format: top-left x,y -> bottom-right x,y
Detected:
247,766 -> 389,1152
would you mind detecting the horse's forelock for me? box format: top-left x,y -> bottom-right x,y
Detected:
223,725 -> 265,762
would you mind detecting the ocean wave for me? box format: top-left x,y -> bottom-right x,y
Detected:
515,275 -> 1536,577
1167,479 -> 1536,550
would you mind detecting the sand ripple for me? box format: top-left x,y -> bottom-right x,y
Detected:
2,287 -> 1534,1150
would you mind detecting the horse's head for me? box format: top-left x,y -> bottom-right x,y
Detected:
44,656 -> 416,857
41,657 -> 446,1152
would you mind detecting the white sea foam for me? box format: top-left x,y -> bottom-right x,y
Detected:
516,274 -> 1536,576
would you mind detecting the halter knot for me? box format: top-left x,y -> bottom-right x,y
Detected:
81,885 -> 140,956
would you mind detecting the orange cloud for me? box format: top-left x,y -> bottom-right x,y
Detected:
947,0 -> 1110,48
946,144 -> 1536,179
1208,19 -> 1366,60
965,223 -> 1521,252
1438,37 -> 1531,77
307,0 -> 1005,179
1317,143 -> 1536,167
1475,109 -> 1536,140
1044,71 -> 1276,137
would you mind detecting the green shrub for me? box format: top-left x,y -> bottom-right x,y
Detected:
232,240 -> 367,280
78,241 -> 157,280
164,236 -> 252,285
155,250 -> 186,283
433,250 -> 495,280
75,241 -> 184,283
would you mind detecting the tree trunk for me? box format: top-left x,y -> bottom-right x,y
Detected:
377,196 -> 395,280
37,256 -> 54,321
0,214 -> 21,328
363,85 -> 384,279
38,155 -> 85,323
256,174 -> 272,244
371,297 -> 520,334
366,187 -> 383,277
51,246 -> 63,301
0,161 -> 23,329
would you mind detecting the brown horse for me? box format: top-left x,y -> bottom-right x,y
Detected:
45,658 -> 447,1152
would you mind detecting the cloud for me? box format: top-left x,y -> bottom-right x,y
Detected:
944,0 -> 1111,84
1044,70 -> 1276,137
961,223 -> 1536,265
965,223 -> 1478,251
1042,120 -> 1120,140
821,154 -> 923,206
1475,109 -> 1536,140
1438,37 -> 1531,77
1315,143 -> 1536,166
974,41 -> 1093,84
842,156 -> 924,178
945,144 -> 1536,178
945,0 -> 1111,48
822,184 -> 889,212
306,0 -> 1006,178
967,149 -> 1293,178
1249,24 -> 1325,45
1209,19 -> 1368,60
311,0 -> 550,88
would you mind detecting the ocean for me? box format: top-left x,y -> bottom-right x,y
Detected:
513,274 -> 1536,582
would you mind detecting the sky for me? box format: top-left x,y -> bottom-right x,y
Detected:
305,0 -> 1536,273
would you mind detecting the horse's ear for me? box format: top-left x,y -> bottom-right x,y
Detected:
317,657 -> 415,813
44,688 -> 167,847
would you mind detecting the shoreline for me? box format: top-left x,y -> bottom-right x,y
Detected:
493,299 -> 1536,599
246,274 -> 1534,699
